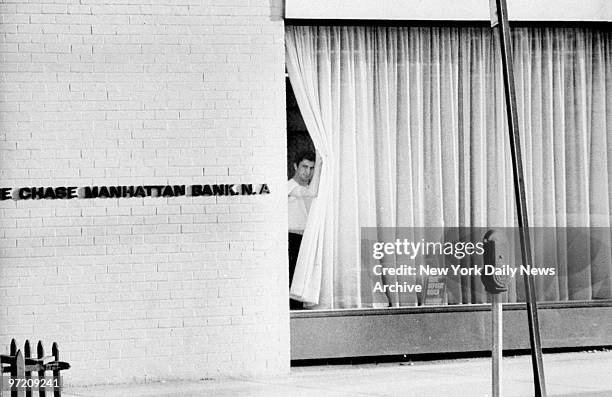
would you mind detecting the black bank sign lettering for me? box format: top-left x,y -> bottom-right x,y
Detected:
0,184 -> 270,201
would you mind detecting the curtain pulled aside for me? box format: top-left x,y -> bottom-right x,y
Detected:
286,25 -> 612,309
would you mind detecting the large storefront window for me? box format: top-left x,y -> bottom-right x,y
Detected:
286,25 -> 612,310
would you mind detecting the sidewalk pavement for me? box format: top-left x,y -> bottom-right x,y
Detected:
64,350 -> 612,397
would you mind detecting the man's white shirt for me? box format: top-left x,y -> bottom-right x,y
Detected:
288,178 -> 314,234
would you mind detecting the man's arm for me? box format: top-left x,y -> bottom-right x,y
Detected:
307,150 -> 322,196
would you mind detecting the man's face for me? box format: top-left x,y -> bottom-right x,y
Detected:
294,159 -> 315,185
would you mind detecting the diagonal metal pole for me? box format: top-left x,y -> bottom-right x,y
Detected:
491,0 -> 547,395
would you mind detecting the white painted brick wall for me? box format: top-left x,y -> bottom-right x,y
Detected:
0,0 -> 289,385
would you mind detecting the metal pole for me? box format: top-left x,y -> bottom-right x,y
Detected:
492,0 -> 547,395
492,294 -> 503,397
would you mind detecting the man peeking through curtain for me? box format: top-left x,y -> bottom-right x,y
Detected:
288,150 -> 320,309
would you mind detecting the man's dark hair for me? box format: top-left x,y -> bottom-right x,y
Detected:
293,150 -> 315,166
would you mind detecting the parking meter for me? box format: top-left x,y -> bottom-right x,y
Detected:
481,229 -> 511,397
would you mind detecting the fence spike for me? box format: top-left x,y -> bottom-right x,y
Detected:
36,342 -> 45,397
24,341 -> 31,397
10,340 -> 16,356
24,341 -> 30,358
51,344 -> 59,397
51,344 -> 58,362
12,350 -> 25,397
36,342 -> 43,359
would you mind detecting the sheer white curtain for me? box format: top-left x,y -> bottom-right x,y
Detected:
286,25 -> 612,309
286,28 -> 335,306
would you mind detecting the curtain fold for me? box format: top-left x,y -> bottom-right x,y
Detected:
286,25 -> 612,309
285,27 -> 335,306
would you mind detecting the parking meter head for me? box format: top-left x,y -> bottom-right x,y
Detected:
481,229 -> 511,294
